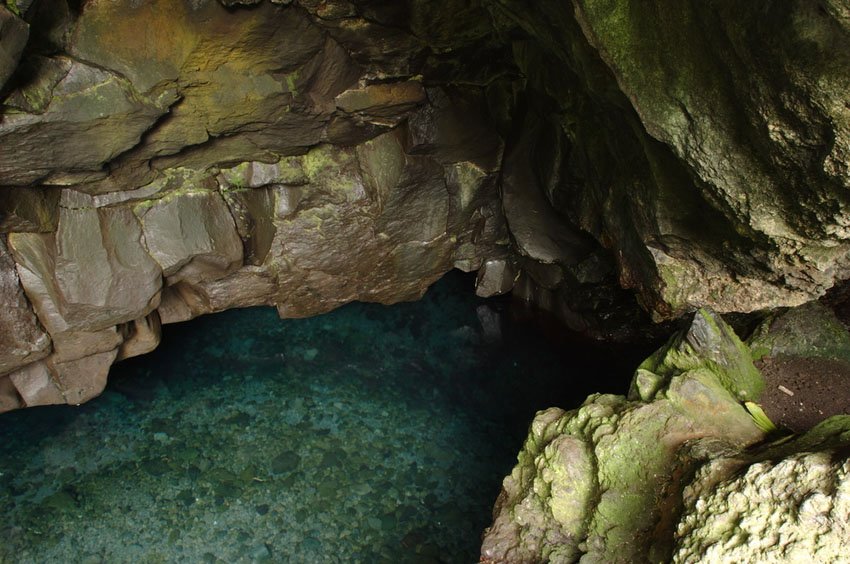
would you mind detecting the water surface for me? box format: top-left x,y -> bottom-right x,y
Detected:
0,271 -> 651,563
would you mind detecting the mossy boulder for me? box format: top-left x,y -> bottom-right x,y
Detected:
482,310 -> 765,563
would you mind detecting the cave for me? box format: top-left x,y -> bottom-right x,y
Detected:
2,0 -> 850,562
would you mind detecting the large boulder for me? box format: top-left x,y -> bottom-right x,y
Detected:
483,302 -> 850,562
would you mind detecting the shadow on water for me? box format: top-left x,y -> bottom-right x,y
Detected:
0,270 -> 656,563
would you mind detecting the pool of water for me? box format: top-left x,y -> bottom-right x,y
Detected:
0,271 -> 652,563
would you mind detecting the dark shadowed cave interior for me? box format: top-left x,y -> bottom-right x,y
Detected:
2,0 -> 850,562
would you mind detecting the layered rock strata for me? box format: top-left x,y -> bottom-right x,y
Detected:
0,0 -> 509,411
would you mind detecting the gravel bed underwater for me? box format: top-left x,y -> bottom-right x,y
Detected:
0,271 -> 650,563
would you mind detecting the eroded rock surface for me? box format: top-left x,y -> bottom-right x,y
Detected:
674,446 -> 850,563
487,0 -> 850,322
483,304 -> 850,563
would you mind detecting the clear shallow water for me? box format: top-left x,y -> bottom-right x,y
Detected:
0,271 -> 652,563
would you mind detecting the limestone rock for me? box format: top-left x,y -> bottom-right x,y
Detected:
156,285 -> 205,325
501,116 -> 593,268
50,327 -> 123,364
0,236 -> 51,375
673,418 -> 850,563
489,0 -> 850,319
632,308 -> 764,403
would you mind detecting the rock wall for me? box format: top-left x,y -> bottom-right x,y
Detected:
2,0 -> 850,404
486,0 -> 850,321
481,305 -> 850,562
0,0 -> 511,410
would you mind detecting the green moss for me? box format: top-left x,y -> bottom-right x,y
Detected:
748,302 -> 850,363
634,308 -> 764,402
283,70 -> 300,98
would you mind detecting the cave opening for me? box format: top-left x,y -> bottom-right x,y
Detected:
0,270 -> 655,562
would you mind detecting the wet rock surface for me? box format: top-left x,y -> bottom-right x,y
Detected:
2,0 -> 850,394
2,2 -> 850,560
0,0 -> 512,408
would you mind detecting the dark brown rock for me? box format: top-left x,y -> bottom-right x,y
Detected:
0,6 -> 28,90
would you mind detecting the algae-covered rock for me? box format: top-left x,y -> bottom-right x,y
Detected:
749,301 -> 850,363
482,310 -> 766,562
632,308 -> 763,403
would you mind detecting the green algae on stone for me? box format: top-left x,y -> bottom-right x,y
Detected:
673,416 -> 850,563
483,310 -> 766,563
748,301 -> 850,363
632,308 -> 764,402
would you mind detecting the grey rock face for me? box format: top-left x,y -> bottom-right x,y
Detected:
488,0 -> 850,320
0,237 -> 51,374
135,189 -> 243,286
8,202 -> 162,337
0,58 -> 172,186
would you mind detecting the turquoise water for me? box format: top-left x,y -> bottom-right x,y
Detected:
0,271 -> 651,563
